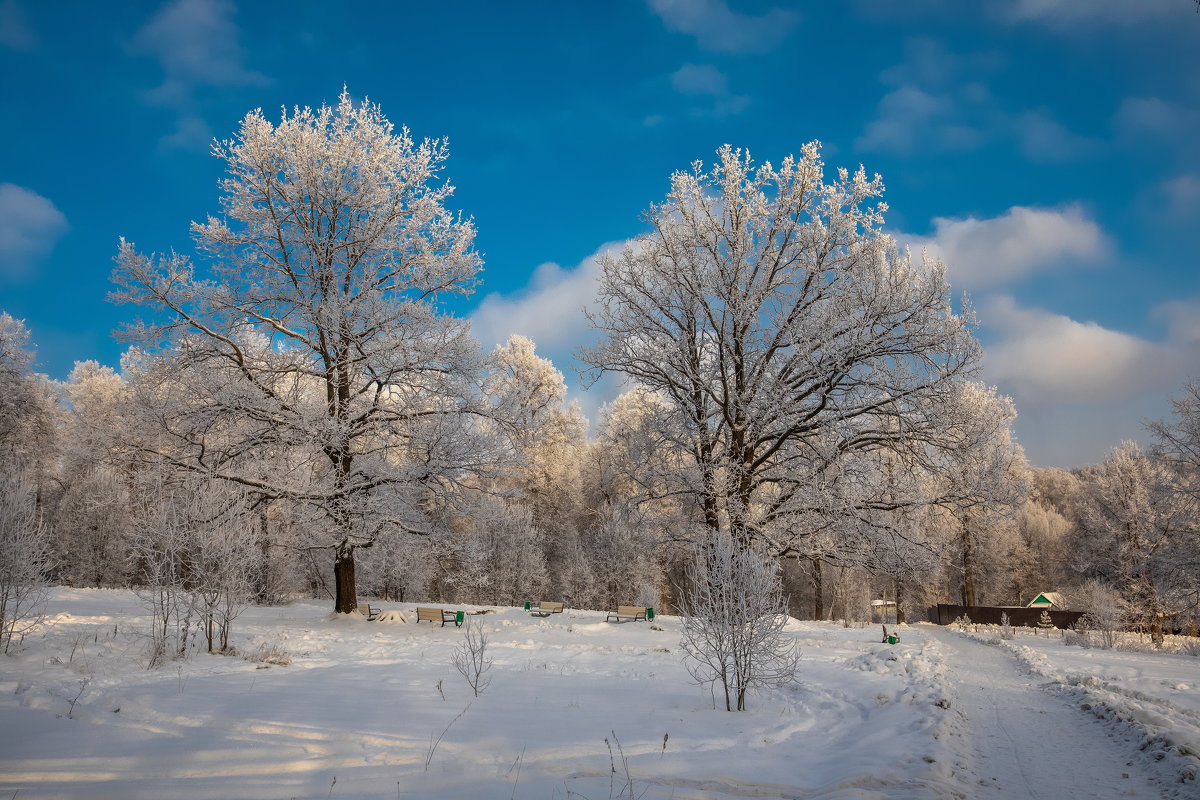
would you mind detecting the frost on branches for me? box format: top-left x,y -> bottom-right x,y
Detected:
1076,441 -> 1199,644
111,90 -> 486,613
926,382 -> 1030,607
582,143 -> 981,564
0,314 -> 57,490
0,461 -> 53,653
681,530 -> 798,711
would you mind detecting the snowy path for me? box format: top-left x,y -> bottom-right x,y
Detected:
927,627 -> 1159,799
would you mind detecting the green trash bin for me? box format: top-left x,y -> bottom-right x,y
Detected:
455,610 -> 465,626
887,635 -> 898,645
646,607 -> 655,621
523,601 -> 531,611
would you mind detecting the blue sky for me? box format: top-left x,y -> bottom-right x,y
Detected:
1,0 -> 1197,468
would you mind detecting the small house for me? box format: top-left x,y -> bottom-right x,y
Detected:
1026,591 -> 1067,609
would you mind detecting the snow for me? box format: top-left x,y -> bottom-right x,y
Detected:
952,624 -> 1200,792
0,589 -> 1196,799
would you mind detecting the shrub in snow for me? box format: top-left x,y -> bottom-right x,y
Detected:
245,638 -> 292,667
129,477 -> 258,666
1075,579 -> 1123,650
680,530 -> 798,712
1063,629 -> 1092,649
452,618 -> 493,697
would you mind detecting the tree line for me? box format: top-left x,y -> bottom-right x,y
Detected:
2,92 -> 1197,656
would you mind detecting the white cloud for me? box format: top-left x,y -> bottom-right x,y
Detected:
160,113 -> 216,151
1152,298 -> 1200,347
1015,110 -> 1100,162
997,0 -> 1181,27
1160,174 -> 1200,219
671,63 -> 727,95
647,0 -> 798,54
135,0 -> 266,103
982,296 -> 1166,403
132,0 -> 267,147
0,0 -> 35,50
898,204 -> 1109,291
470,243 -> 617,356
1114,96 -> 1197,143
859,37 -> 1097,160
855,86 -> 974,154
978,295 -> 1200,467
877,37 -> 1003,91
470,241 -> 633,426
0,183 -> 68,278
669,64 -> 749,117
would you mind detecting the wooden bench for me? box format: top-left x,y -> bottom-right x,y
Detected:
529,601 -> 564,617
356,603 -> 379,621
416,607 -> 463,627
606,605 -> 648,623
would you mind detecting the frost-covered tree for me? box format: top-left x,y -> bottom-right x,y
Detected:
128,475 -> 258,661
467,497 -> 549,606
0,313 -> 41,457
54,361 -> 135,587
926,382 -> 1030,607
356,524 -> 434,602
1012,492 -> 1073,603
128,482 -> 197,665
485,335 -> 589,598
681,530 -> 798,711
487,335 -> 588,521
54,465 -> 132,587
582,144 -> 979,557
586,503 -> 665,612
1075,441 -> 1199,643
111,91 -> 486,613
0,461 -> 53,653
1074,579 -> 1123,649
1150,379 -> 1200,503
452,618 -> 493,697
184,482 -> 258,653
0,318 -> 57,644
0,314 -> 58,502
590,388 -> 691,521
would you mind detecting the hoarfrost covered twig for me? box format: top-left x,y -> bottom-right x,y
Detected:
452,618 -> 493,697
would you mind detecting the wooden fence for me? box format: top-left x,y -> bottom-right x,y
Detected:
927,603 -> 1085,630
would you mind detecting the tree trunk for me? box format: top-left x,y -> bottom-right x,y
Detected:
895,578 -> 906,625
334,541 -> 358,614
960,516 -> 977,607
811,558 -> 824,620
255,506 -> 271,603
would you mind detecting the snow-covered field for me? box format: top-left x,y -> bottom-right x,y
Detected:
1,590 -> 1196,800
